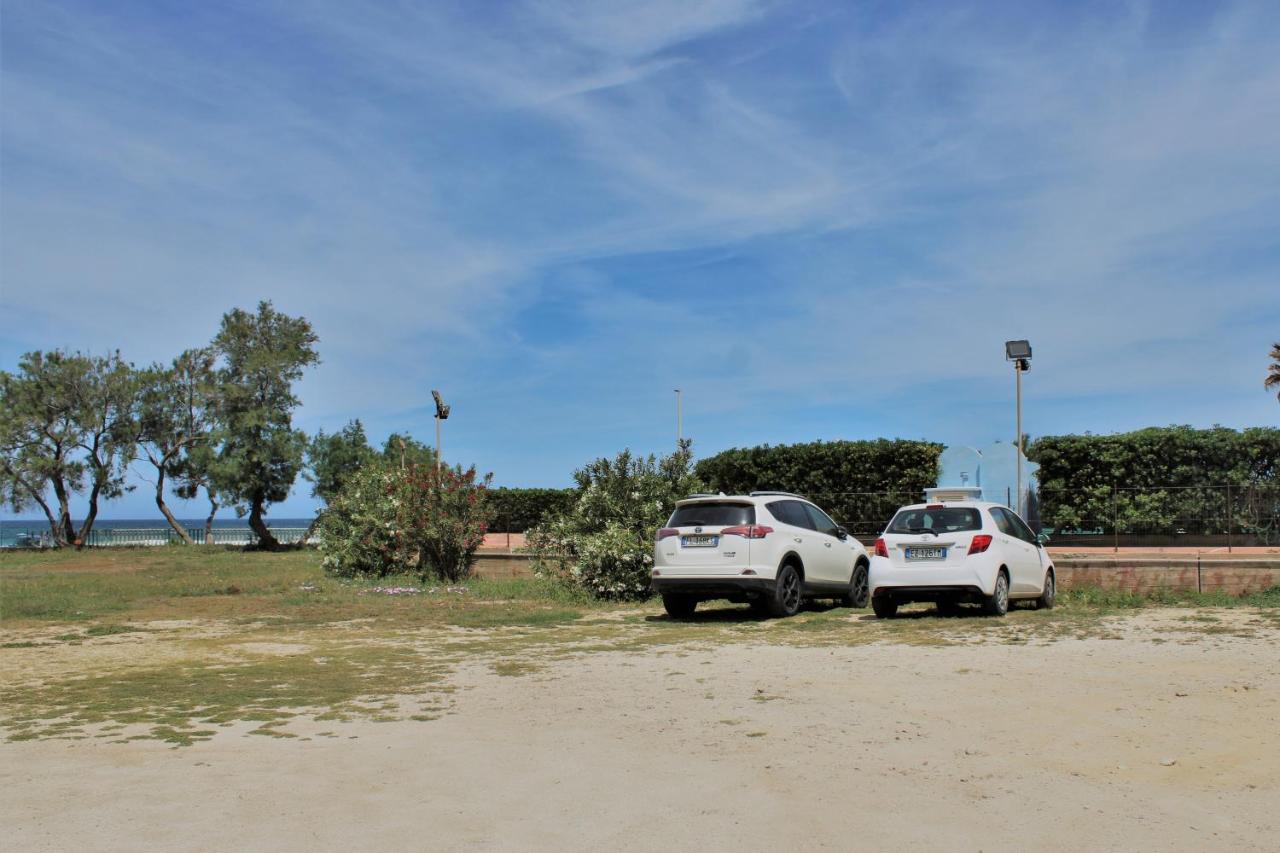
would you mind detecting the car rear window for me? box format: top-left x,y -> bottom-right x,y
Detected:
887,507 -> 982,534
669,502 -> 755,527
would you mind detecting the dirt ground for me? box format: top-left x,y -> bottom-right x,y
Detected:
2,608 -> 1278,852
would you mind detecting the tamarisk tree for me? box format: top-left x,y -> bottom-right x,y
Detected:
212,301 -> 319,549
0,350 -> 138,546
137,348 -> 219,543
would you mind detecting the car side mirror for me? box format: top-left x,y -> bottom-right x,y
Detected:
835,526 -> 849,540
1036,532 -> 1051,546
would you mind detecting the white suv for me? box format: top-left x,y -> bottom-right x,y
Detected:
651,493 -> 871,619
869,500 -> 1056,618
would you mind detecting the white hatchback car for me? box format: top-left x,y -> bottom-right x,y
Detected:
651,493 -> 871,619
868,500 -> 1056,618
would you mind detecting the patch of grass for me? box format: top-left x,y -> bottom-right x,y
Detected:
84,623 -> 138,637
2,640 -> 454,745
491,660 -> 542,677
1058,584 -> 1280,611
447,607 -> 582,629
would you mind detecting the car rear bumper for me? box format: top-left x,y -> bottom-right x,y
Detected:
869,557 -> 996,599
650,575 -> 776,600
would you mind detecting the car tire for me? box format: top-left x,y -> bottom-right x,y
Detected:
1035,570 -> 1056,610
871,596 -> 897,619
768,564 -> 803,618
936,598 -> 960,616
983,570 -> 1010,617
662,594 -> 697,619
839,561 -> 870,608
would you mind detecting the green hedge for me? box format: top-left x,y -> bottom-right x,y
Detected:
694,439 -> 943,532
1028,426 -> 1280,535
485,487 -> 578,533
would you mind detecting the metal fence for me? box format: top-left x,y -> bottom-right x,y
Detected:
2,526 -> 310,549
801,485 -> 1280,549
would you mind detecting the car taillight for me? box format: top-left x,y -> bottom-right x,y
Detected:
656,528 -> 679,541
874,538 -> 888,558
968,534 -> 993,555
721,525 -> 773,539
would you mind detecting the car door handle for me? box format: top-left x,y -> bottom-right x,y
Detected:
823,542 -> 832,548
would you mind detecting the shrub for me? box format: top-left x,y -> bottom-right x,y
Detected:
317,461 -> 492,581
528,443 -> 703,600
485,487 -> 578,532
695,439 -> 943,529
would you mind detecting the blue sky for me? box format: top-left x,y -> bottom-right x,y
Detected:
2,0 -> 1278,521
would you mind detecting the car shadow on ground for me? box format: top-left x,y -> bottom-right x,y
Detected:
644,599 -> 855,624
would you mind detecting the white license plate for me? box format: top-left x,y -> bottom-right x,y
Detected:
905,547 -> 947,561
681,535 -> 719,548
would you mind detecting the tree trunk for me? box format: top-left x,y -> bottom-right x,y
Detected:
248,498 -> 279,549
205,491 -> 219,545
13,474 -> 61,546
76,480 -> 103,548
51,475 -> 76,547
299,512 -> 321,546
155,467 -> 193,544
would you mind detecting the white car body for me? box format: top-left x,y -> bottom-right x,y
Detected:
651,493 -> 871,617
869,500 -> 1055,616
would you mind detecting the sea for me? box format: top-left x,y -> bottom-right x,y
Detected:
0,518 -> 314,548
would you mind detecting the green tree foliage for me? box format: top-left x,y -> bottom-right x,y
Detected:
0,350 -> 139,546
528,443 -> 703,600
317,461 -> 493,581
137,348 -> 219,543
1267,342 -> 1280,402
695,439 -> 943,529
211,301 -> 319,548
485,487 -> 578,532
380,432 -> 436,470
1029,426 -> 1280,536
306,420 -> 376,504
1,351 -> 88,545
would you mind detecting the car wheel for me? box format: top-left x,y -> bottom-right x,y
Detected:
871,596 -> 897,619
1035,570 -> 1056,610
768,564 -> 803,618
936,598 -> 960,616
983,570 -> 1010,617
662,594 -> 697,619
840,561 -> 870,608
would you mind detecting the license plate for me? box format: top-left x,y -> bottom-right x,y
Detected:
681,535 -> 719,548
905,547 -> 947,561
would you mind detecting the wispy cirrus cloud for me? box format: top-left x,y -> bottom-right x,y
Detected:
3,1 -> 1278,518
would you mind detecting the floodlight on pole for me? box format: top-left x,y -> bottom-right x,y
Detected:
1004,341 -> 1032,517
432,390 -> 450,474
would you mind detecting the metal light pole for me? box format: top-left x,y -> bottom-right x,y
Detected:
431,390 -> 450,474
1004,340 -> 1032,517
674,389 -> 683,448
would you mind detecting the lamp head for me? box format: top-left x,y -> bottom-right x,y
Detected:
1004,339 -> 1032,361
432,390 -> 450,420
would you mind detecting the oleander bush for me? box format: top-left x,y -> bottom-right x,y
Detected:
528,444 -> 703,600
317,461 -> 492,581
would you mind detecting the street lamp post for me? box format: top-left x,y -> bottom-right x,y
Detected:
674,389 -> 683,448
431,390 -> 450,474
1004,340 -> 1032,517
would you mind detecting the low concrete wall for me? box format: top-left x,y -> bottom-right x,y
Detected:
472,552 -> 1280,596
1053,557 -> 1280,596
472,553 -> 537,580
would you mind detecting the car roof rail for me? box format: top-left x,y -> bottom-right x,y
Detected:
684,492 -> 728,498
749,490 -> 807,499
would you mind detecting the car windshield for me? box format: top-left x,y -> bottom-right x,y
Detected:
669,502 -> 755,527
887,507 -> 982,534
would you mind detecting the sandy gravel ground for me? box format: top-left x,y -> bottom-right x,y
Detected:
3,610 -> 1278,852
